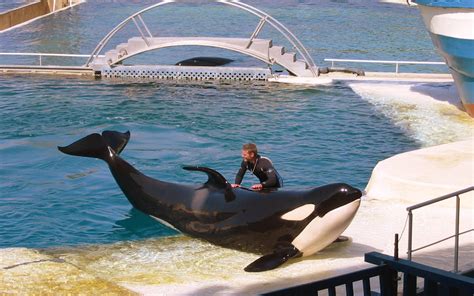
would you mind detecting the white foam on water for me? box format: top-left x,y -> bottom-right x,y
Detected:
348,81 -> 474,147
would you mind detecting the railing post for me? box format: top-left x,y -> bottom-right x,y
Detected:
395,63 -> 399,74
407,210 -> 413,261
454,195 -> 460,273
246,16 -> 267,49
137,15 -> 153,38
39,55 -> 42,66
132,17 -> 151,47
394,233 -> 399,261
379,265 -> 398,296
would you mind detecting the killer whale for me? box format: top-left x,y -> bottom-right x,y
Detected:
58,131 -> 362,272
175,56 -> 234,67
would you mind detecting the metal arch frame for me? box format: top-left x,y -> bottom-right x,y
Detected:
86,0 -> 318,77
222,0 -> 318,76
111,40 -> 273,66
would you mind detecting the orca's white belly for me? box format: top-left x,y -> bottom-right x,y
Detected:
292,199 -> 361,256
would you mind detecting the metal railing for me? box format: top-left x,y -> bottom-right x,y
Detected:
265,252 -> 474,295
0,52 -> 104,67
324,58 -> 445,73
264,263 -> 396,296
366,252 -> 474,296
222,0 -> 318,76
406,186 -> 474,273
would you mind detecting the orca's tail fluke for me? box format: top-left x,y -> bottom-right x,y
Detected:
58,130 -> 130,161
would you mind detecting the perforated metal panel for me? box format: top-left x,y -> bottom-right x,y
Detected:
101,65 -> 271,81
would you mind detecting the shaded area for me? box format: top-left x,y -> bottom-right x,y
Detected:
112,208 -> 179,240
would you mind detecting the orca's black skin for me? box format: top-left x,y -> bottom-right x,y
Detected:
58,131 -> 362,271
175,56 -> 234,66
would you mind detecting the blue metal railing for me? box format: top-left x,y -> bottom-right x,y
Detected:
366,252 -> 474,296
265,252 -> 474,295
263,262 -> 396,296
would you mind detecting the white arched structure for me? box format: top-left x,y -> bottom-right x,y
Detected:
87,0 -> 319,78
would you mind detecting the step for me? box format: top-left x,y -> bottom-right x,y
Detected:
247,39 -> 272,53
269,45 -> 285,57
104,49 -> 118,64
280,52 -> 296,63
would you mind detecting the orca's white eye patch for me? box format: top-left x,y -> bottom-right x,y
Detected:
281,204 -> 315,221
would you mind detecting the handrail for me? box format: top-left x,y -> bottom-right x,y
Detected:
366,252 -> 474,295
85,1 -> 172,66
324,58 -> 445,73
406,186 -> 474,273
222,0 -> 318,76
263,265 -> 394,295
85,0 -> 318,77
0,52 -> 96,58
407,186 -> 474,210
0,52 -> 104,67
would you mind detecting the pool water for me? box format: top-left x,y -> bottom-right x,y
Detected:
0,0 -> 471,249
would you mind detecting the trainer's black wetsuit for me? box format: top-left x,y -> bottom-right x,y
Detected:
235,154 -> 283,189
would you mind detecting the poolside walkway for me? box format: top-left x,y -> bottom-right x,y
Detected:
365,138 -> 474,205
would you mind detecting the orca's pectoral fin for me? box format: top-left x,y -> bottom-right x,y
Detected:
244,246 -> 301,272
101,130 -> 130,155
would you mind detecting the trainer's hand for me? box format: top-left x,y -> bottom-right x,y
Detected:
231,184 -> 241,188
251,184 -> 263,190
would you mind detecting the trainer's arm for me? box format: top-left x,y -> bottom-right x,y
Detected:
260,159 -> 278,188
234,160 -> 247,185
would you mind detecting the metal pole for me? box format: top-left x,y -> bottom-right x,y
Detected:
454,195 -> 460,272
396,63 -> 399,73
137,15 -> 153,38
394,233 -> 399,261
407,210 -> 413,260
39,55 -> 42,66
246,16 -> 266,49
132,17 -> 150,47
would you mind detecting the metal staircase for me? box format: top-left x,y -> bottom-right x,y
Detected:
91,36 -> 314,78
85,0 -> 318,81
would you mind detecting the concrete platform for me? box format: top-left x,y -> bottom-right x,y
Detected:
365,138 -> 474,206
0,65 -> 94,76
269,72 -> 454,85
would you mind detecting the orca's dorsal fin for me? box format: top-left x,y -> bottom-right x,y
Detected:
182,166 -> 236,202
244,245 -> 301,272
182,166 -> 228,188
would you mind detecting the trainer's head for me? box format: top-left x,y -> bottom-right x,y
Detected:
241,143 -> 258,161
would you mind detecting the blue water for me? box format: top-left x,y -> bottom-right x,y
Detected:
0,0 -> 34,13
0,1 -> 442,249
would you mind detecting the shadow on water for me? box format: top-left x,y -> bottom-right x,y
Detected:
112,208 -> 178,240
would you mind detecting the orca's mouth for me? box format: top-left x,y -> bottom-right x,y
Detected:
349,188 -> 362,200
